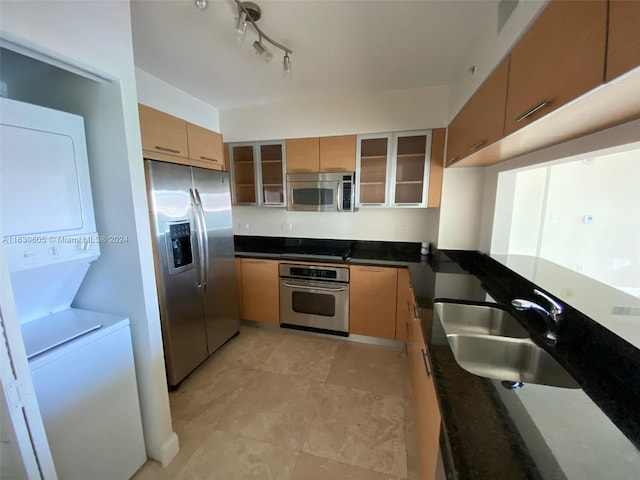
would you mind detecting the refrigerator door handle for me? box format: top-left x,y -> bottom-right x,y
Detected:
189,188 -> 206,288
194,188 -> 209,290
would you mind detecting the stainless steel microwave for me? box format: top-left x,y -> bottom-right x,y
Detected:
286,172 -> 357,212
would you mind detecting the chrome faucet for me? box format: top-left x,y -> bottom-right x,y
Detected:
511,289 -> 563,343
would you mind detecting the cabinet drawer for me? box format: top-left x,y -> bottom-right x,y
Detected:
447,58 -> 509,166
187,123 -> 225,169
138,104 -> 189,158
606,0 -> 640,82
286,137 -> 320,173
504,0 -> 607,135
320,135 -> 356,172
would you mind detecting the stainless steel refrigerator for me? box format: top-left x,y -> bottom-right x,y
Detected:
144,159 -> 239,387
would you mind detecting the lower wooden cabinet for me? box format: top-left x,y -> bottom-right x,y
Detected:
408,299 -> 441,480
235,258 -> 243,319
395,269 -> 412,341
349,265 -> 397,339
240,258 -> 279,324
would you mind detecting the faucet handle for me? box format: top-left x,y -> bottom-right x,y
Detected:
533,289 -> 563,317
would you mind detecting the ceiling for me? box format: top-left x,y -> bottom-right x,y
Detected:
130,0 -> 500,110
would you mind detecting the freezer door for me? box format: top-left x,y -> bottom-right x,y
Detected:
145,160 -> 208,387
192,168 -> 240,353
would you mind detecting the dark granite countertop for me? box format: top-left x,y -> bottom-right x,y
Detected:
235,236 -> 640,479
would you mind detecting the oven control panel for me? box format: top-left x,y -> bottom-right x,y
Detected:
279,264 -> 349,283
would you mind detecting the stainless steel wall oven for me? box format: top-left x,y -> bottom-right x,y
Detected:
279,263 -> 349,335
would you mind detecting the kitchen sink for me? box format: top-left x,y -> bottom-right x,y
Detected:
446,334 -> 580,389
434,302 -> 529,338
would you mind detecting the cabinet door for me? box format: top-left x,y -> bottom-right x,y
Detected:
410,310 -> 441,480
447,59 -> 509,166
392,132 -> 430,206
606,0 -> 640,82
258,141 -> 286,206
357,135 -> 391,206
240,259 -> 279,324
230,144 -> 257,204
319,135 -> 356,172
286,137 -> 320,173
235,258 -> 243,319
350,266 -> 397,339
186,123 -> 225,170
138,104 -> 189,158
427,128 -> 445,208
395,268 -> 412,341
504,0 -> 607,135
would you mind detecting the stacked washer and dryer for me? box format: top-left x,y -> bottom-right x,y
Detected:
0,97 -> 146,479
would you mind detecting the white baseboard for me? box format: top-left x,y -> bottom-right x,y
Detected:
147,431 -> 180,467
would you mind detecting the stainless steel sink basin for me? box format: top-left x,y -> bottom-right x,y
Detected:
446,334 -> 580,389
434,302 -> 529,338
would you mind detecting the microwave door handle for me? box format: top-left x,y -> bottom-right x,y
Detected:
281,281 -> 348,293
189,188 -> 205,288
337,182 -> 343,212
194,188 -> 209,290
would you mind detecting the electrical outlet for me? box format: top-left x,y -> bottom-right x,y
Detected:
238,222 -> 250,230
281,223 -> 292,231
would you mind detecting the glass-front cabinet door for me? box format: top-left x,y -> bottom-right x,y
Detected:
392,131 -> 430,207
230,140 -> 286,206
357,134 -> 391,206
230,143 -> 256,204
258,141 -> 286,206
356,131 -> 431,208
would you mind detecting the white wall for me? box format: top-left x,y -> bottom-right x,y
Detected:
135,67 -> 220,131
220,86 -> 448,142
506,167 -> 547,255
437,167 -> 485,250
0,0 -> 177,467
479,119 -> 640,253
233,207 -> 439,243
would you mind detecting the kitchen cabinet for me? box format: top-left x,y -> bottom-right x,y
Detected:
286,137 -> 320,173
349,266 -> 397,339
319,135 -> 357,172
186,122 -> 225,170
357,131 -> 432,207
395,268 -> 412,341
240,258 -> 279,324
447,59 -> 509,166
229,141 -> 286,206
504,0 -> 607,136
235,258 -> 243,319
138,104 -> 189,158
407,301 -> 441,480
427,128 -> 445,208
606,0 -> 640,82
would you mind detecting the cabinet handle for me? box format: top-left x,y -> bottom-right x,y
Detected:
470,140 -> 487,150
290,168 -> 312,172
448,156 -> 460,165
515,100 -> 551,122
324,168 -> 347,172
420,348 -> 432,378
359,267 -> 385,272
406,301 -> 413,314
243,259 -> 266,264
155,146 -> 181,154
200,156 -> 220,163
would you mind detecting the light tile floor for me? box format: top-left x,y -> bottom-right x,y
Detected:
133,325 -> 419,480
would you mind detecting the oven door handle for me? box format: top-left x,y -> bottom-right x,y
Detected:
281,281 -> 348,293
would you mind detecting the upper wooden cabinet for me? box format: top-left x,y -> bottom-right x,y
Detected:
319,135 -> 357,172
606,0 -> 640,82
427,128 -> 445,208
139,104 -> 189,158
349,265 -> 398,339
447,59 -> 509,166
286,137 -> 320,173
186,122 -> 225,170
504,0 -> 607,136
229,141 -> 286,206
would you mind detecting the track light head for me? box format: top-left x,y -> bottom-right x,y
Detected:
253,40 -> 273,62
283,54 -> 292,78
